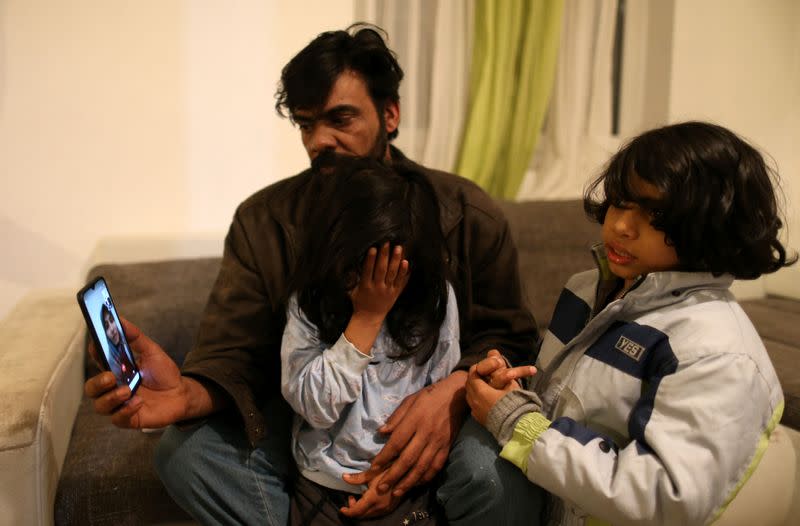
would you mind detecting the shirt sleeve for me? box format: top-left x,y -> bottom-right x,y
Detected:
500,352 -> 783,526
179,204 -> 286,444
280,295 -> 372,430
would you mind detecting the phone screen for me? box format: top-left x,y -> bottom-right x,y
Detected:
77,277 -> 141,393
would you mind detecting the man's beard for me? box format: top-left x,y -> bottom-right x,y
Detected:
310,126 -> 389,174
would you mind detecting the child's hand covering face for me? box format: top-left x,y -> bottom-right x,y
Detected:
349,242 -> 410,322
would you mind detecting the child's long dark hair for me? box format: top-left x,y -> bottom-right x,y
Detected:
291,156 -> 449,364
584,121 -> 796,279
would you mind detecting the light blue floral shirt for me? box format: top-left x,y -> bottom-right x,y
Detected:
280,283 -> 460,492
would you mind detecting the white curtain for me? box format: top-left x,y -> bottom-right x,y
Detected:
516,0 -> 620,200
354,0 -> 474,172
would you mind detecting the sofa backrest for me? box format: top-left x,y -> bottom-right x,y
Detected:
497,199 -> 600,331
85,258 -> 221,374
82,199 -> 599,374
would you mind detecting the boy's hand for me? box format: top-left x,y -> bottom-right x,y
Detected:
349,243 -> 410,322
466,351 -> 536,426
477,349 -> 535,390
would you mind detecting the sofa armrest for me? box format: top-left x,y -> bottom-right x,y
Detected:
0,290 -> 85,526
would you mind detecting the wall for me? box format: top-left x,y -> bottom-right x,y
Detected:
0,0 -> 354,319
667,0 -> 800,298
3,1 -> 799,320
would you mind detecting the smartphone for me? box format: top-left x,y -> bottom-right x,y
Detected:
76,277 -> 141,394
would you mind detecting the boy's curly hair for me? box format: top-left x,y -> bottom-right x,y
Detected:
584,121 -> 796,279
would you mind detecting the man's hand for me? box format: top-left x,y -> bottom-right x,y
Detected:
84,317 -> 218,429
342,370 -> 468,505
339,468 -> 402,519
466,351 -> 536,426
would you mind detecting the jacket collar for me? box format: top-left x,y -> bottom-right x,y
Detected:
590,243 -> 734,312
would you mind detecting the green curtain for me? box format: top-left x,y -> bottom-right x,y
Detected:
455,0 -> 564,199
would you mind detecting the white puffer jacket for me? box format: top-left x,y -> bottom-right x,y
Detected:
496,261 -> 783,526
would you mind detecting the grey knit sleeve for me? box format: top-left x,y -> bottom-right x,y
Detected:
485,389 -> 544,446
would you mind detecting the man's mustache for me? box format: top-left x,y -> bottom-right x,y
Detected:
311,150 -> 352,173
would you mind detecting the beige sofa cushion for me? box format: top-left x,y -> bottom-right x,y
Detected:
715,425 -> 796,525
0,291 -> 84,526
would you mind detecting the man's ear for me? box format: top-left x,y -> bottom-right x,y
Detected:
384,99 -> 400,135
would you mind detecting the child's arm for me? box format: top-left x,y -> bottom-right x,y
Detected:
466,354 -> 540,442
280,244 -> 409,429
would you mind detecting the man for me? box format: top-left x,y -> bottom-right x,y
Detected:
85,24 -> 543,525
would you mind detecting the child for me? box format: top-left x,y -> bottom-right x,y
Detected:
465,121 -> 795,525
281,157 -> 459,525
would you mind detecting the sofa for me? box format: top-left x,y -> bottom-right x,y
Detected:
1,199 -> 798,525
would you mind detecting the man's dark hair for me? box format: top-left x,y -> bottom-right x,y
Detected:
584,121 -> 795,279
275,23 -> 404,140
290,156 -> 449,364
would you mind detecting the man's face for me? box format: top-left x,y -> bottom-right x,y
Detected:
292,70 -> 399,165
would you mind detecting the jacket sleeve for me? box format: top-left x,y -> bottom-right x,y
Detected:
280,296 -> 371,429
455,200 -> 539,369
180,202 -> 289,444
500,352 -> 784,526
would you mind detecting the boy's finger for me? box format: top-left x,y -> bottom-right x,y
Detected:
509,365 -> 537,379
475,356 -> 506,377
491,365 -> 537,386
467,368 -> 496,397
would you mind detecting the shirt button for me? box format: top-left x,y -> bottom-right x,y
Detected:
599,440 -> 611,453
248,411 -> 255,418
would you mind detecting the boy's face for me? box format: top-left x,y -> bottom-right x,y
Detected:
602,176 -> 679,288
